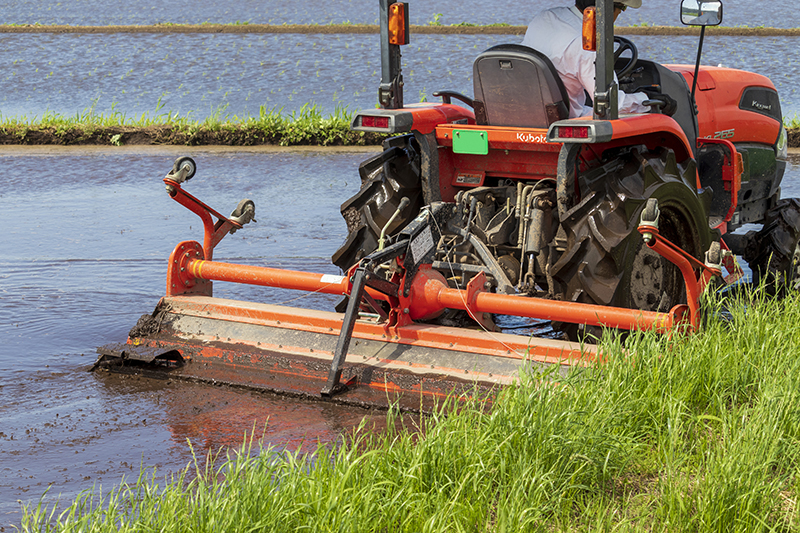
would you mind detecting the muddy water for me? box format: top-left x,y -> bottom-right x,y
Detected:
2,0 -> 799,29
1,32 -> 799,121
2,146 -> 800,527
0,147 -> 387,525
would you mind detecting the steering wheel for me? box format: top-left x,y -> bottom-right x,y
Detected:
613,36 -> 638,80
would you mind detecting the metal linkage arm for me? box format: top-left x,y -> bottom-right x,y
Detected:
163,157 -> 255,261
321,238 -> 408,397
638,199 -> 722,330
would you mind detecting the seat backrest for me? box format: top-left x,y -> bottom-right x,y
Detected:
473,44 -> 570,128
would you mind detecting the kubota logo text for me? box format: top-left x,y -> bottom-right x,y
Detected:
516,133 -> 548,143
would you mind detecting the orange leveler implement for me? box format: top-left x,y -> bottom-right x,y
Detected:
94,157 -> 721,410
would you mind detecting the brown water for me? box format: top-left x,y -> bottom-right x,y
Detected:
0,146 -> 388,526
2,146 -> 799,528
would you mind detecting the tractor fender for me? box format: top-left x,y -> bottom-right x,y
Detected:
548,114 -> 695,164
607,114 -> 695,163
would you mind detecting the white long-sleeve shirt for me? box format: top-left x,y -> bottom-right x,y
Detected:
521,6 -> 649,118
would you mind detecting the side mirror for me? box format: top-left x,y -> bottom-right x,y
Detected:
680,0 -> 723,26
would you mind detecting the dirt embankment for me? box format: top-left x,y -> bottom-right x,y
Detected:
789,128 -> 800,149
0,124 -> 797,148
1,23 -> 799,37
0,124 -> 386,147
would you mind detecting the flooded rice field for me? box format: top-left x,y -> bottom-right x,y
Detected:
2,0 -> 800,29
0,147 -> 384,525
1,32 -> 799,122
2,146 -> 800,526
2,0 -> 800,527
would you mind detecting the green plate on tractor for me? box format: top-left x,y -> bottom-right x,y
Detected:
452,129 -> 489,155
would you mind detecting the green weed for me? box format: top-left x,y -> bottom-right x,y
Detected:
0,102 -> 384,146
428,13 -> 444,26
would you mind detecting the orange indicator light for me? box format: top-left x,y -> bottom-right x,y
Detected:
582,7 -> 597,51
388,3 -> 410,45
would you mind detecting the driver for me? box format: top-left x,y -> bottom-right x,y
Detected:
522,0 -> 676,118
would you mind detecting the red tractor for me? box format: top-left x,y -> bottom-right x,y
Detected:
333,0 -> 798,339
96,0 -> 798,407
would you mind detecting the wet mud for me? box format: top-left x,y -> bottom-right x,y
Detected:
0,359 -> 391,526
2,0 -> 799,29
0,124 -> 796,149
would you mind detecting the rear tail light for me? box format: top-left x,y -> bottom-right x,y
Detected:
360,115 -> 390,129
547,120 -> 611,144
352,110 -> 413,133
557,126 -> 590,139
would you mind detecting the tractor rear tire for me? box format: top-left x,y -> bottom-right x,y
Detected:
550,145 -> 711,340
332,135 -> 424,271
744,198 -> 800,296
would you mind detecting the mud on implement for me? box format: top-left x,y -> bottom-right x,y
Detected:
96,0 -> 800,410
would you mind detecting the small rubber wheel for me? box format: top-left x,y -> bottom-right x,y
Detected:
173,156 -> 196,180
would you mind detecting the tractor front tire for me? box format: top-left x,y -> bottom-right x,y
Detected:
744,198 -> 800,296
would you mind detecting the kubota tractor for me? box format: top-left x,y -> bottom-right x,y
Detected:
332,0 -> 798,340
95,0 -> 799,408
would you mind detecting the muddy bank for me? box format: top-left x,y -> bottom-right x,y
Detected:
789,128 -> 800,149
0,124 -> 797,148
1,23 -> 799,36
0,124 -> 386,147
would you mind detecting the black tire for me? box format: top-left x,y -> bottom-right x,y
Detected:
550,145 -> 711,340
172,156 -> 196,180
744,198 -> 800,296
331,135 -> 424,271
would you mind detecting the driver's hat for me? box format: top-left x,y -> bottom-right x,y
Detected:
615,0 -> 642,8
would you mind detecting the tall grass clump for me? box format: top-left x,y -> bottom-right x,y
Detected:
21,287 -> 800,532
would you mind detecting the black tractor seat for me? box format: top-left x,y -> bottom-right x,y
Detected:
472,44 -> 570,128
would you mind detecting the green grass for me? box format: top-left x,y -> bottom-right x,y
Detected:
0,103 -> 385,146
785,115 -> 800,130
19,286 -> 800,532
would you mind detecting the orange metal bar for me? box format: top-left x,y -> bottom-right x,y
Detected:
188,258 -> 350,295
165,177 -> 243,261
179,254 -> 679,333
414,272 -> 674,333
637,224 -> 721,330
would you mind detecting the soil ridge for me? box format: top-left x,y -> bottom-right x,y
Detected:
0,124 -> 797,148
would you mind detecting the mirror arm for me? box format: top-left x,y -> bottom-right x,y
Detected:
691,25 -> 706,114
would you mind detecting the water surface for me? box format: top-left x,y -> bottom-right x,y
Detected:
1,0 -> 798,29
0,147 -> 381,524
2,145 -> 800,527
1,32 -> 798,121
